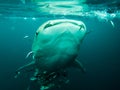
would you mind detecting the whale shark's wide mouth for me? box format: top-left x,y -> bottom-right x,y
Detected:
43,20 -> 85,30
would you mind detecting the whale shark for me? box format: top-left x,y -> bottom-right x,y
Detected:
15,19 -> 87,90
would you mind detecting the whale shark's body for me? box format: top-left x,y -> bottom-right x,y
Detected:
16,19 -> 87,90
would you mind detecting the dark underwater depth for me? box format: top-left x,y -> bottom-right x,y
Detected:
0,0 -> 120,90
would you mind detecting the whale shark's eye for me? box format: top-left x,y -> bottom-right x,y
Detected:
36,32 -> 39,36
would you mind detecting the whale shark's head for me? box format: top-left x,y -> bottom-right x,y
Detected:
32,19 -> 86,72
32,19 -> 86,53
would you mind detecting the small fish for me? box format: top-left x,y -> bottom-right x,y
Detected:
25,51 -> 33,59
110,20 -> 115,28
24,35 -> 29,39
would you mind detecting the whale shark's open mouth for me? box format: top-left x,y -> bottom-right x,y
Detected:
43,20 -> 85,32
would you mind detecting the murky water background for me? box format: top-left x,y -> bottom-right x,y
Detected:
0,0 -> 120,90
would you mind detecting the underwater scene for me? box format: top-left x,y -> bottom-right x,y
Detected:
0,0 -> 120,90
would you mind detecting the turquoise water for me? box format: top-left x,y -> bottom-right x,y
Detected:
0,0 -> 120,90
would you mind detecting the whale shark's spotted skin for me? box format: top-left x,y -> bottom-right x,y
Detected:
16,19 -> 87,90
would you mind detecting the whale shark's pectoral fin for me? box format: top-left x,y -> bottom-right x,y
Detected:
15,61 -> 36,78
71,59 -> 86,73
